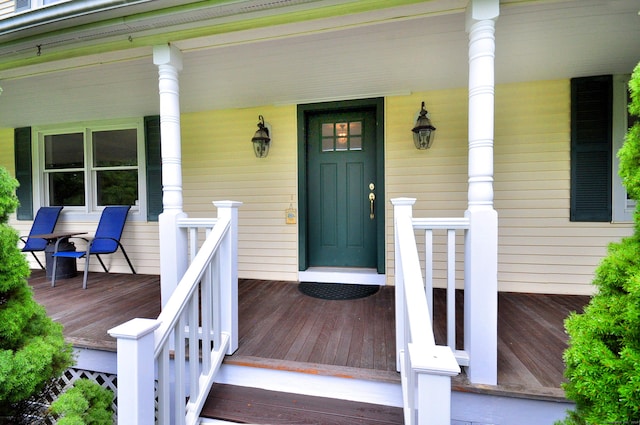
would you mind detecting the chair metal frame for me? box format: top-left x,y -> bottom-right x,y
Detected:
52,205 -> 136,289
20,206 -> 64,269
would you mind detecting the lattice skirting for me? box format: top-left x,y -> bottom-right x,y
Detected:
39,367 -> 119,424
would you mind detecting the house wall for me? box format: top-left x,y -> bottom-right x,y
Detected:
180,105 -> 300,282
0,79 -> 634,294
0,1 -> 14,19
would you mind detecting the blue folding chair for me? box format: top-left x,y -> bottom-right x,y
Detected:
20,206 -> 64,269
52,206 -> 136,289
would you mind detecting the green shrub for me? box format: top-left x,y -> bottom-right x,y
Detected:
0,167 -> 74,421
49,379 -> 113,425
558,63 -> 640,424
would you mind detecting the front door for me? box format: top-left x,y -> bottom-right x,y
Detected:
306,109 -> 378,268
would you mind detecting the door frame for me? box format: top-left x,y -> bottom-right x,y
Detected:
297,97 -> 385,273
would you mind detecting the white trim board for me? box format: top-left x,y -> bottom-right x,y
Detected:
298,267 -> 386,285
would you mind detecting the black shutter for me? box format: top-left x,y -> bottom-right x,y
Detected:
570,76 -> 612,222
14,127 -> 33,220
145,116 -> 162,221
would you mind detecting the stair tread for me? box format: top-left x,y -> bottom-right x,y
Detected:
201,383 -> 404,425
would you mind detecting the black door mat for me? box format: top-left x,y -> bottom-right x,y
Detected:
298,281 -> 380,300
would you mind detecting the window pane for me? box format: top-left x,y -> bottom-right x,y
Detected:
93,129 -> 138,167
350,136 -> 362,150
322,123 -> 334,137
45,133 -> 84,169
336,137 -> 348,151
49,172 -> 85,206
322,138 -> 334,152
96,170 -> 138,206
349,121 -> 362,136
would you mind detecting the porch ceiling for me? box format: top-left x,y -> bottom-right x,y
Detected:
0,0 -> 638,128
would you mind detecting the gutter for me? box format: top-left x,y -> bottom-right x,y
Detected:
0,0 -> 181,38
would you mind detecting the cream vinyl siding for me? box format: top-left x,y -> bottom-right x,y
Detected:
0,1 -> 14,19
494,80 -> 632,294
384,80 -> 634,295
180,105 -> 299,282
1,79 -> 635,294
0,127 -> 160,275
385,89 -> 469,291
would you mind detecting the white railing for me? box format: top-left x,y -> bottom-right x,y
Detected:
412,217 -> 470,366
177,217 -> 218,264
109,202 -> 240,425
393,198 -> 460,425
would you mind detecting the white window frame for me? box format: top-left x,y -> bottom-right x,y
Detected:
32,118 -> 147,222
15,0 -> 68,13
612,74 -> 636,223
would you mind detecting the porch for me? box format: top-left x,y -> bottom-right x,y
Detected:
29,269 -> 589,419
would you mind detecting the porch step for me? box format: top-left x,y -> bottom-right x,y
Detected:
200,383 -> 404,425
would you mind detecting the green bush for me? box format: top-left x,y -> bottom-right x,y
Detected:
0,167 -> 73,421
49,379 -> 113,425
558,63 -> 640,423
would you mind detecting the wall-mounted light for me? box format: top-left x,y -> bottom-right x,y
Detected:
251,115 -> 271,158
411,101 -> 436,149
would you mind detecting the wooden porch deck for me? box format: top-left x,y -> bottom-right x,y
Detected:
28,269 -> 589,400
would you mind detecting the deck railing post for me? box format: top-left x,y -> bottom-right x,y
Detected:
410,344 -> 459,425
213,200 -> 242,354
108,318 -> 161,425
391,197 -> 416,373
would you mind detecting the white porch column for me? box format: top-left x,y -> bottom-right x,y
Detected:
464,0 -> 499,385
153,44 -> 188,308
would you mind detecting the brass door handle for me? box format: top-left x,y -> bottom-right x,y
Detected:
369,192 -> 375,219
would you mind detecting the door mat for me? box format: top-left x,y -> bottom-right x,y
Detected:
298,282 -> 380,300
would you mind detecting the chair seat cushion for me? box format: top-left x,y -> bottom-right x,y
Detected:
53,251 -> 87,259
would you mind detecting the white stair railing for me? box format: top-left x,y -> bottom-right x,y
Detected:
392,198 -> 460,425
109,201 -> 241,425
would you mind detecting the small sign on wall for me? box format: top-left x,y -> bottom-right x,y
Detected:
285,207 -> 297,224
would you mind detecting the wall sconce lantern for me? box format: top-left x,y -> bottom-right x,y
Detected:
411,101 -> 436,149
251,115 -> 271,158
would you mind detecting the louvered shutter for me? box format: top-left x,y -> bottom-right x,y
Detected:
145,116 -> 162,221
14,127 -> 33,220
570,76 -> 612,222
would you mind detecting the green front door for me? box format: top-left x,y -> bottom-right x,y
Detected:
307,109 -> 377,268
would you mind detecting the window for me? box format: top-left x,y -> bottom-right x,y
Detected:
15,116 -> 161,222
15,0 -> 68,13
35,119 -> 146,220
570,75 -> 635,222
321,121 -> 363,152
612,74 -> 636,222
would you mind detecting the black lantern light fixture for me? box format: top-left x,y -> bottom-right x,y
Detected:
251,115 -> 271,158
411,101 -> 436,150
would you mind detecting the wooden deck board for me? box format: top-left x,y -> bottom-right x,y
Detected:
28,271 -> 590,399
202,384 -> 404,425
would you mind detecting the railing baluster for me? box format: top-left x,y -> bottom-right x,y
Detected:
188,293 -> 199,402
424,229 -> 433,321
175,315 -> 186,423
201,264 -> 212,374
447,229 -> 456,352
213,250 -> 221,350
189,227 -> 198,263
157,346 -> 171,423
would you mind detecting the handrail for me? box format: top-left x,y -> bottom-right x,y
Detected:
109,201 -> 240,425
393,198 -> 460,425
155,216 -> 230,425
